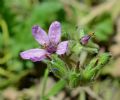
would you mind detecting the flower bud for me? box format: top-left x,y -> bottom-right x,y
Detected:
68,72 -> 80,88
81,53 -> 111,82
47,55 -> 69,78
80,35 -> 90,45
96,53 -> 111,68
81,58 -> 98,82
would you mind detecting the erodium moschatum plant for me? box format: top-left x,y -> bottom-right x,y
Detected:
20,21 -> 111,88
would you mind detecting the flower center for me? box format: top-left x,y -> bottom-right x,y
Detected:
46,43 -> 57,53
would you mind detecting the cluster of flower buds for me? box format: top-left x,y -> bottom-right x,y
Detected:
81,53 -> 111,83
20,21 -> 111,88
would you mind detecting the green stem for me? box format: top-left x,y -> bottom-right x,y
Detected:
0,17 -> 11,64
0,53 -> 12,64
79,50 -> 88,68
0,70 -> 30,89
0,67 -> 14,78
79,90 -> 86,100
41,68 -> 49,100
0,17 -> 9,47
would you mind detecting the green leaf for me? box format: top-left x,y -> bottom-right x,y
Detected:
47,55 -> 69,78
45,79 -> 66,98
0,33 -> 3,48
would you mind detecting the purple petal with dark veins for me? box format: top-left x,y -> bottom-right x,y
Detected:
32,25 -> 49,46
56,41 -> 68,55
48,21 -> 61,44
20,49 -> 48,62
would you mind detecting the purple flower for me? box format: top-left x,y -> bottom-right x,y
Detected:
20,21 -> 68,62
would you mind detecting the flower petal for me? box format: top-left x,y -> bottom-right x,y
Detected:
32,25 -> 49,46
48,21 -> 61,44
20,49 -> 48,62
56,41 -> 68,55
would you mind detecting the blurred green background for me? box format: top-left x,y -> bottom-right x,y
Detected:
0,0 -> 120,99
